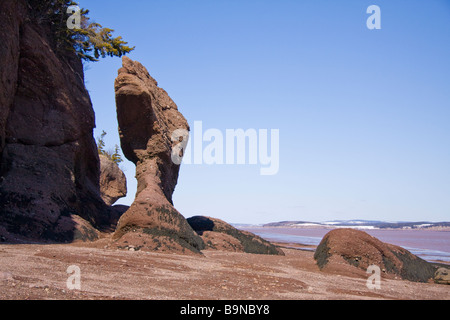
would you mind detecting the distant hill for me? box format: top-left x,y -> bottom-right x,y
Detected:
263,220 -> 450,230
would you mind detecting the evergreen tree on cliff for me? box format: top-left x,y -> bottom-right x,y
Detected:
28,0 -> 135,62
0,0 -> 133,242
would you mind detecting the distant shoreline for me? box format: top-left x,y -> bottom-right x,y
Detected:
233,223 -> 450,232
243,225 -> 450,232
241,226 -> 450,265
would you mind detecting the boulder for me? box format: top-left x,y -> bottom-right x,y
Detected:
99,154 -> 127,206
434,268 -> 450,285
112,57 -> 204,254
0,0 -> 110,242
314,229 -> 438,283
187,216 -> 284,255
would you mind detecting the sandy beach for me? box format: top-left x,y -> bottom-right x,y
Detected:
1,239 -> 449,300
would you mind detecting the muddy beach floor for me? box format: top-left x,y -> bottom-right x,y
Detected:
0,240 -> 449,300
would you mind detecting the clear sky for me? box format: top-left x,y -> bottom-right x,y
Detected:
77,0 -> 450,224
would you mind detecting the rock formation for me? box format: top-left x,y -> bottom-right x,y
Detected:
0,0 -> 111,242
314,228 -> 440,283
112,57 -> 204,254
187,216 -> 284,255
434,267 -> 450,285
99,154 -> 127,206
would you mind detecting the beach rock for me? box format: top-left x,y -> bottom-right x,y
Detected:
99,154 -> 127,206
200,231 -> 245,252
112,57 -> 204,254
187,216 -> 284,255
434,268 -> 450,285
0,0 -> 111,242
314,229 -> 437,283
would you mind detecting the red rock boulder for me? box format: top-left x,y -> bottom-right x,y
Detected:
112,57 -> 204,254
314,228 -> 438,283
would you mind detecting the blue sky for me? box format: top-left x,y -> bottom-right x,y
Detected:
78,0 -> 450,224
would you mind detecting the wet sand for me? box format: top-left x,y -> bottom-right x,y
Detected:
0,240 -> 449,300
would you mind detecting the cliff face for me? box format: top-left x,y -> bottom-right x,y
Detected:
113,57 -> 204,254
0,0 -> 109,242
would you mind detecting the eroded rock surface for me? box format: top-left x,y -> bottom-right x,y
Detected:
99,154 -> 127,206
434,268 -> 450,285
187,216 -> 284,255
314,228 -> 439,283
113,57 -> 204,253
0,0 -> 110,243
